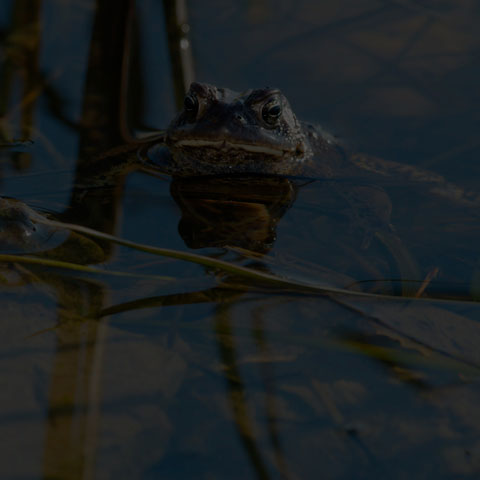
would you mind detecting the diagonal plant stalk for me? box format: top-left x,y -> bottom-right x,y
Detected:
40,218 -> 394,297
0,253 -> 173,281
2,216 -> 470,304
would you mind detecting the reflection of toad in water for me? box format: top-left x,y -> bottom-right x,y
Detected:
158,82 -> 387,255
170,175 -> 298,253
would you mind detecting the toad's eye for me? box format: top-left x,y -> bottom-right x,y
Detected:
262,100 -> 282,126
184,93 -> 198,117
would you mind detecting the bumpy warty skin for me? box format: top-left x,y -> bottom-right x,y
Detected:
147,82 -> 345,177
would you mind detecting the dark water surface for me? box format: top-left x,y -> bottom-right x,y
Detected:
2,1 -> 480,479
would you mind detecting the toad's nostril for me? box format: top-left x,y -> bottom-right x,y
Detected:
295,142 -> 306,155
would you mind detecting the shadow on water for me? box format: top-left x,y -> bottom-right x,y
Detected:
40,0 -> 134,477
2,1 -> 480,479
0,0 -> 42,171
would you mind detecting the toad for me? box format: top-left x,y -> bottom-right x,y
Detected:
143,82 -> 478,208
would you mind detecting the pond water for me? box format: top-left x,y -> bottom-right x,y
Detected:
2,1 -> 480,479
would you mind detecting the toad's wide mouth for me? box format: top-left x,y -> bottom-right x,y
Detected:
170,138 -> 294,157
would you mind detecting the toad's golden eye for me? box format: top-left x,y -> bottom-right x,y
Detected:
262,100 -> 282,126
184,93 -> 199,118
